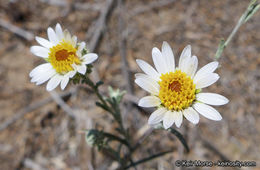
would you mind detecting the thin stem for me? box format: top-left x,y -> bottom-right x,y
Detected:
102,132 -> 130,147
124,148 -> 174,169
215,0 -> 259,60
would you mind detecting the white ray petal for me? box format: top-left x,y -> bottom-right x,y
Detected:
173,111 -> 183,128
77,64 -> 87,75
63,30 -> 72,42
30,46 -> 50,58
67,70 -> 77,78
152,47 -> 168,74
72,35 -> 77,47
60,76 -> 70,90
163,111 -> 175,129
193,102 -> 222,121
183,55 -> 198,78
136,59 -> 160,81
135,76 -> 159,95
162,41 -> 175,72
82,53 -> 98,65
194,61 -> 218,80
29,63 -> 52,77
138,96 -> 161,107
47,27 -> 59,44
178,45 -> 191,70
183,107 -> 199,124
148,108 -> 167,125
180,54 -> 191,73
79,42 -> 86,52
46,74 -> 62,91
196,93 -> 229,106
35,36 -> 53,48
55,23 -> 63,40
194,73 -> 219,89
35,69 -> 56,85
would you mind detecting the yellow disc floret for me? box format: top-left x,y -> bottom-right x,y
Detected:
48,40 -> 81,74
158,70 -> 196,111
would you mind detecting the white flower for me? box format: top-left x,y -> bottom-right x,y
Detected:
135,42 -> 229,129
29,23 -> 98,91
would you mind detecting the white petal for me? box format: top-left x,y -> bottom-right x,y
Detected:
152,47 -> 168,74
178,45 -> 191,70
46,74 -> 62,91
79,42 -> 86,52
134,73 -> 147,79
196,93 -> 229,106
135,76 -> 159,95
55,23 -> 63,40
30,46 -> 49,58
77,64 -> 87,75
173,111 -> 183,128
193,103 -> 222,121
82,53 -> 98,65
163,111 -> 175,129
138,96 -> 161,107
194,73 -> 219,89
47,27 -> 59,44
162,41 -> 175,72
148,108 -> 167,125
35,69 -> 56,85
35,37 -> 53,48
63,30 -> 72,42
136,59 -> 160,81
67,70 -> 77,78
180,54 -> 192,73
29,63 -> 52,77
183,107 -> 199,124
183,55 -> 198,78
72,35 -> 77,47
194,61 -> 218,80
60,76 -> 70,90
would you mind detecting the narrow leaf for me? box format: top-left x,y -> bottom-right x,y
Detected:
169,128 -> 190,152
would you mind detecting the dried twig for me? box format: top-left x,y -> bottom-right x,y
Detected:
198,135 -> 229,161
88,0 -> 117,52
39,0 -> 102,11
0,19 -> 34,41
49,91 -> 76,118
118,0 -> 133,94
0,88 -> 76,131
128,0 -> 176,18
86,0 -> 117,82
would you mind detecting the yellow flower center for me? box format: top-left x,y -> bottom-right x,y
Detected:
48,40 -> 81,74
158,70 -> 196,111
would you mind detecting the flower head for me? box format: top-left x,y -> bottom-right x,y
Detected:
29,23 -> 98,91
135,42 -> 229,129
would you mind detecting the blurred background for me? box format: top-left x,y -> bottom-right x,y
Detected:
0,0 -> 259,169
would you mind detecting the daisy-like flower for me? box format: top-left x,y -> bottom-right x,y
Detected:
135,42 -> 229,129
29,23 -> 98,91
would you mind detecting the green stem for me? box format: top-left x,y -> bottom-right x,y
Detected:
124,148 -> 174,169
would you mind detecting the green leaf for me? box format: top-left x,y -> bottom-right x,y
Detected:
85,129 -> 130,149
124,148 -> 174,169
169,128 -> 190,152
96,102 -> 110,112
96,80 -> 104,87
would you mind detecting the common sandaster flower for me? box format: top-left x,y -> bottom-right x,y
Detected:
29,23 -> 98,91
135,42 -> 229,129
